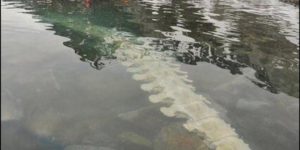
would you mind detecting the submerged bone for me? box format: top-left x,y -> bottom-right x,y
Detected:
112,37 -> 251,150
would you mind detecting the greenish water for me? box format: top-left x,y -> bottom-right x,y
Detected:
1,0 -> 299,150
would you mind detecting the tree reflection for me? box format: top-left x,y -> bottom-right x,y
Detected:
3,0 -> 298,97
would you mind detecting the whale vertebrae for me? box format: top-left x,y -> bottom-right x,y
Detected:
108,35 -> 251,150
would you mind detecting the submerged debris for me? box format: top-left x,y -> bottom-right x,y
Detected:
154,124 -> 209,150
117,131 -> 152,148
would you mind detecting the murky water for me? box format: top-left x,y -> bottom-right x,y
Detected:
1,0 -> 299,150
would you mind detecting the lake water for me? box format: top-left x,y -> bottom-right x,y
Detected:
1,0 -> 299,150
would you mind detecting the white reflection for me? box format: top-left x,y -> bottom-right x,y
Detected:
186,0 -> 299,46
139,0 -> 172,15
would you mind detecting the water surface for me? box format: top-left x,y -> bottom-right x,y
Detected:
1,0 -> 299,150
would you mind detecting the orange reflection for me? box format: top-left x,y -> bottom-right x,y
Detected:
121,0 -> 129,6
84,0 -> 92,8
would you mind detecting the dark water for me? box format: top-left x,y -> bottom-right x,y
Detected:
1,0 -> 299,150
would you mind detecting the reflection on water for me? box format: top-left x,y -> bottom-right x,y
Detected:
133,0 -> 299,97
2,121 -> 62,150
4,0 -> 298,97
1,0 -> 299,150
2,2 -> 211,150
